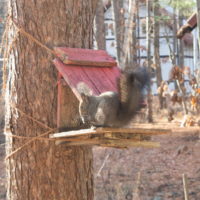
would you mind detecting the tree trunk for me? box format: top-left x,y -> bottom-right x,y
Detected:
153,0 -> 162,85
125,0 -> 137,70
5,0 -> 98,199
136,0 -> 140,65
153,0 -> 163,108
172,7 -> 178,65
121,0 -> 136,70
197,0 -> 200,50
130,0 -> 138,69
177,11 -> 184,68
95,0 -> 106,50
112,0 -> 125,64
146,0 -> 153,122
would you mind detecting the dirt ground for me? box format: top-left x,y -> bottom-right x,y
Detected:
92,103 -> 200,200
93,126 -> 200,200
0,109 -> 200,200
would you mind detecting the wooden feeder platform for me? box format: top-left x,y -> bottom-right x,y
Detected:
50,127 -> 171,148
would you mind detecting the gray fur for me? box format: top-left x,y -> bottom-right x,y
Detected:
79,68 -> 149,127
79,91 -> 120,127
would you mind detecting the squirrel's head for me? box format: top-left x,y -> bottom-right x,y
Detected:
79,93 -> 91,124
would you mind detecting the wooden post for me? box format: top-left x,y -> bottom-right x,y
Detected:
182,174 -> 189,200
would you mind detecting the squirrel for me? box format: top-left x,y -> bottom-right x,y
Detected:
78,67 -> 149,128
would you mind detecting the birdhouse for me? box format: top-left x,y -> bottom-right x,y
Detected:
51,47 -> 169,148
53,47 -> 120,130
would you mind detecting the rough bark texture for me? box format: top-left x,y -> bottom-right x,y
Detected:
95,0 -> 106,50
197,0 -> 200,49
112,0 -> 124,64
153,0 -> 163,109
136,0 -> 141,65
5,0 -> 98,199
131,0 -> 138,68
153,0 -> 162,86
172,8 -> 178,65
146,0 -> 153,122
121,0 -> 136,70
127,0 -> 137,70
177,12 -> 184,68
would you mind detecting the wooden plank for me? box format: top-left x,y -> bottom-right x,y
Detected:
51,131 -> 146,144
50,127 -> 165,148
56,139 -> 160,148
98,128 -> 171,135
50,127 -> 171,139
50,129 -> 96,138
99,140 -> 160,148
56,139 -> 101,146
54,47 -> 117,67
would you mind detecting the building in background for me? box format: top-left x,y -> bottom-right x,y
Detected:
103,1 -> 196,93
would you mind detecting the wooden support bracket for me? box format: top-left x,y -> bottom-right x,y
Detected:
50,127 -> 171,148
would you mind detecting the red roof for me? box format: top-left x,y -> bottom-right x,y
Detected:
53,48 -> 120,100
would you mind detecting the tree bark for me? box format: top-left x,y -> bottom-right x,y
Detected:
112,0 -> 125,64
177,11 -> 184,68
121,0 -> 136,70
146,0 -> 153,122
197,0 -> 200,49
5,0 -> 98,199
172,7 -> 178,65
130,0 -> 138,69
136,0 -> 141,65
153,0 -> 162,86
153,0 -> 163,108
95,0 -> 106,50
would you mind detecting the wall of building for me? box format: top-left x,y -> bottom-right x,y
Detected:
104,2 -> 195,94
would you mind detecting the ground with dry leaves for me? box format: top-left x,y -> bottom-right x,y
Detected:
93,126 -> 200,200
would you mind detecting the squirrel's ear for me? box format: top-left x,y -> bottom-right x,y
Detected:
80,93 -> 89,102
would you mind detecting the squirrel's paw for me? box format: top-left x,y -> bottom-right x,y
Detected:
91,125 -> 97,130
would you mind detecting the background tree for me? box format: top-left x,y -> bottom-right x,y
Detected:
153,0 -> 163,108
112,0 -> 125,63
5,0 -> 98,199
146,0 -> 153,122
129,0 -> 138,69
196,0 -> 200,48
163,0 -> 195,65
95,0 -> 106,50
172,6 -> 178,65
136,0 -> 141,64
121,0 -> 137,70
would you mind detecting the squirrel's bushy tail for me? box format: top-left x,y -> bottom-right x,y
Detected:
117,67 -> 149,123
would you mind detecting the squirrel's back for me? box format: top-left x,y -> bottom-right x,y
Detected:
79,91 -> 120,126
79,67 -> 149,127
